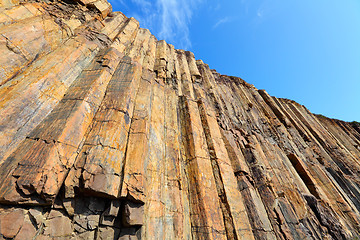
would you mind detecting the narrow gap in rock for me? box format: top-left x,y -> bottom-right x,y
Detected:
197,100 -> 238,240
287,153 -> 320,199
178,96 -> 210,240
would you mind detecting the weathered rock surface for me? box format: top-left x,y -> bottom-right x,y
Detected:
0,0 -> 359,239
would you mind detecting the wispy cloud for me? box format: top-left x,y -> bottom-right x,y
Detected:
213,16 -> 232,29
239,0 -> 278,22
109,0 -> 203,50
257,9 -> 264,18
255,0 -> 279,21
157,0 -> 203,49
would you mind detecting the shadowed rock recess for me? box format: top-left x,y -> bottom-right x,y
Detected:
0,0 -> 359,239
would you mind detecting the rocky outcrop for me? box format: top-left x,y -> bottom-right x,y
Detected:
0,0 -> 359,239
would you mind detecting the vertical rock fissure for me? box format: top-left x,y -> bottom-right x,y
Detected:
197,100 -> 238,240
288,104 -> 355,176
176,93 -> 193,239
234,171 -> 278,239
287,153 -> 320,199
241,145 -> 291,240
303,193 -> 349,240
118,69 -> 144,198
178,96 -> 210,240
325,167 -> 360,213
273,205 -> 292,240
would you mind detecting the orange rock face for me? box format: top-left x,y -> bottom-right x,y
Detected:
0,0 -> 359,239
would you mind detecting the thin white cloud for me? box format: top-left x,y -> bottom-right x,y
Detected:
158,0 -> 203,49
255,0 -> 279,21
213,16 -> 232,29
110,0 -> 203,50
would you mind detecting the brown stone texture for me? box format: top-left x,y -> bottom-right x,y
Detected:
0,0 -> 359,239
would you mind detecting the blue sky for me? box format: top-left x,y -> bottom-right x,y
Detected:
108,0 -> 360,122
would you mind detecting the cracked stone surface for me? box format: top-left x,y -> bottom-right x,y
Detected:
0,0 -> 359,239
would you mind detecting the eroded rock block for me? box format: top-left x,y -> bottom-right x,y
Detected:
122,201 -> 144,227
97,226 -> 121,240
28,208 -> 45,228
43,210 -> 73,238
72,230 -> 96,240
107,200 -> 121,217
118,227 -> 141,240
14,219 -> 36,240
0,209 -> 24,238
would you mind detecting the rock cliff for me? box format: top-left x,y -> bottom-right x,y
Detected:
0,0 -> 359,239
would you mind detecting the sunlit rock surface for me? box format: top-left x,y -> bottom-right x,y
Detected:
0,0 -> 359,239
